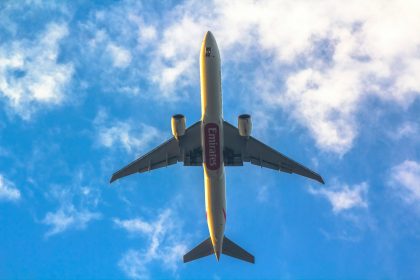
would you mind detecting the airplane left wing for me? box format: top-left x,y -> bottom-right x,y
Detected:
110,121 -> 202,183
223,121 -> 324,184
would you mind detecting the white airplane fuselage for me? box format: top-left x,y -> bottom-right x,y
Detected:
110,30 -> 324,264
200,31 -> 225,260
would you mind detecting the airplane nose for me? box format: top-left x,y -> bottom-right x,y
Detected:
204,31 -> 215,45
215,250 -> 221,261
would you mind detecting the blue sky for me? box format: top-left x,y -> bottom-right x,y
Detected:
1,0 -> 419,279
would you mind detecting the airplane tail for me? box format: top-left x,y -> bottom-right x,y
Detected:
222,236 -> 255,263
183,237 -> 213,263
183,236 -> 254,264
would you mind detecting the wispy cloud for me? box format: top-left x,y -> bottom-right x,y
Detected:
309,181 -> 369,213
0,174 -> 21,202
114,217 -> 153,234
41,175 -> 102,237
389,122 -> 419,141
94,109 -> 163,155
4,1 -> 415,154
0,22 -> 73,119
106,43 -> 132,68
42,205 -> 101,237
84,0 -> 419,155
256,185 -> 270,203
115,209 -> 188,279
389,160 -> 420,204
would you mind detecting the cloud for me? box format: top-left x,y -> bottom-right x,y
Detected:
389,160 -> 420,204
133,0 -> 420,154
42,205 -> 101,237
32,0 -> 417,154
118,250 -> 149,280
79,2 -> 158,96
114,217 -> 153,234
42,179 -> 102,237
389,122 -> 419,140
115,209 -> 188,279
94,109 -> 163,154
0,22 -> 73,119
256,185 -> 270,203
309,182 -> 369,213
106,43 -> 132,68
0,174 -> 21,202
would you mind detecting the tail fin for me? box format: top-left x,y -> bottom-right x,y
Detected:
222,236 -> 255,264
183,237 -> 213,263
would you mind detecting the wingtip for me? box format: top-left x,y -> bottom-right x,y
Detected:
109,175 -> 117,184
318,177 -> 325,184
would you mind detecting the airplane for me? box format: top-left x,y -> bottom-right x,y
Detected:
110,31 -> 325,264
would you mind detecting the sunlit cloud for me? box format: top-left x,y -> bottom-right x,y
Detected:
93,109 -> 164,154
389,122 -> 419,140
41,177 -> 102,237
115,209 -> 188,279
389,160 -> 420,204
106,43 -> 132,68
113,217 -> 153,234
0,22 -> 73,119
0,174 -> 21,202
309,181 -> 369,213
95,0 -> 419,155
42,205 -> 101,237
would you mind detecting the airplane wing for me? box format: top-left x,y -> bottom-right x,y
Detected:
223,121 -> 324,184
110,121 -> 202,183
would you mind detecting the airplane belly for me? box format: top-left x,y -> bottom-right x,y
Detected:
203,120 -> 226,251
204,170 -> 226,246
200,31 -> 226,256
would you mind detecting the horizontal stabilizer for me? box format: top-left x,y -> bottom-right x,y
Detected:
222,236 -> 254,264
183,237 -> 213,263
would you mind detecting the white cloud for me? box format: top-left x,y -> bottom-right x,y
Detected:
309,182 -> 369,213
113,218 -> 153,234
138,25 -> 157,42
80,0 -> 420,154
0,174 -> 21,202
94,109 -> 163,154
256,185 -> 269,203
118,250 -> 149,280
42,205 -> 101,237
145,0 -> 420,154
42,179 -> 102,237
0,22 -> 73,119
389,160 -> 420,204
389,122 -> 419,140
107,43 -> 132,68
115,209 -> 188,279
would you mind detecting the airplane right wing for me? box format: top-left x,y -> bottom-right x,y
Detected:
110,121 -> 202,183
223,121 -> 324,184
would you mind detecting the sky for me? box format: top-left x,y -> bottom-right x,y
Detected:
0,0 -> 419,279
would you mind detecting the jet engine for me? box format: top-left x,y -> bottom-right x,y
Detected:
238,114 -> 252,137
171,114 -> 186,139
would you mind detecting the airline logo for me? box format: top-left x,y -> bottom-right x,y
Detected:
205,123 -> 220,170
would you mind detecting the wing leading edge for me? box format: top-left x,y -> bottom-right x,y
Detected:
110,121 -> 202,183
223,121 -> 324,184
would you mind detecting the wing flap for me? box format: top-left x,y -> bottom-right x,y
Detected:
110,121 -> 201,183
223,121 -> 324,184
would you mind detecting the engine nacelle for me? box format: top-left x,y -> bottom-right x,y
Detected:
238,114 -> 252,137
171,114 -> 186,139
